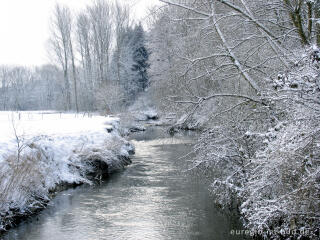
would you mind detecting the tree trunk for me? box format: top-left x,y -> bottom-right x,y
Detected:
284,0 -> 309,45
63,49 -> 71,110
315,1 -> 320,47
69,39 -> 79,112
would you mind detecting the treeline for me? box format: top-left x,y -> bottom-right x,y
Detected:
148,0 -> 319,238
0,0 -> 149,112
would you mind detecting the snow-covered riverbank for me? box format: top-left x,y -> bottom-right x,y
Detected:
0,111 -> 134,232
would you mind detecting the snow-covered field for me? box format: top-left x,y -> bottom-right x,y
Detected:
0,111 -> 117,161
0,111 -> 133,231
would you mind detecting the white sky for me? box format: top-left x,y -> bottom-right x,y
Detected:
0,0 -> 160,66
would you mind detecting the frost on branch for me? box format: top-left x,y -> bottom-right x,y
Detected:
193,49 -> 320,238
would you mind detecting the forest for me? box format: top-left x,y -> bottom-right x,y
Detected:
0,1 -> 149,112
0,0 -> 319,239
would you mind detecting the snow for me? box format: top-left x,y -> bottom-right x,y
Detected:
0,111 -> 119,160
1,111 -> 115,142
0,111 -> 132,228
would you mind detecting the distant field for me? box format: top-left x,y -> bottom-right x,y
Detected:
0,111 -> 117,162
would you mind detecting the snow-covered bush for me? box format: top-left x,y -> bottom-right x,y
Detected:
241,50 -> 320,237
193,107 -> 278,208
193,49 -> 320,238
242,118 -> 320,238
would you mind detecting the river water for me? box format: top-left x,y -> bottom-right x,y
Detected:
2,128 -> 245,240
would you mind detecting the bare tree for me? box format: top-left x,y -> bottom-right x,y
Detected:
69,32 -> 79,112
88,0 -> 113,85
49,4 -> 73,110
114,2 -> 131,85
77,12 -> 94,110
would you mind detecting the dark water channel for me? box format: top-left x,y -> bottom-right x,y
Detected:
2,128 -> 245,240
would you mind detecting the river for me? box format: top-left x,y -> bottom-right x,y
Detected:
2,127 -> 245,240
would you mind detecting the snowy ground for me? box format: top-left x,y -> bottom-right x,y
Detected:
0,111 -> 117,161
0,111 -> 133,231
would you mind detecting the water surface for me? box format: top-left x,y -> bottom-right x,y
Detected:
3,128 -> 244,240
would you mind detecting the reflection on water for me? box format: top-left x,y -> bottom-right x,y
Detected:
3,128 -> 245,240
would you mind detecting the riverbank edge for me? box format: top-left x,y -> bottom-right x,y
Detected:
0,127 -> 135,236
165,121 -> 319,240
0,149 -> 134,236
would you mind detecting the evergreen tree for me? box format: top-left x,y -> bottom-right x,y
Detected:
109,24 -> 150,102
131,24 -> 150,92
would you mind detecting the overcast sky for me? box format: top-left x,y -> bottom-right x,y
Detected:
0,0 -> 160,66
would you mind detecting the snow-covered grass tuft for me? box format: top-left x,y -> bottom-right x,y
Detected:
0,111 -> 133,231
